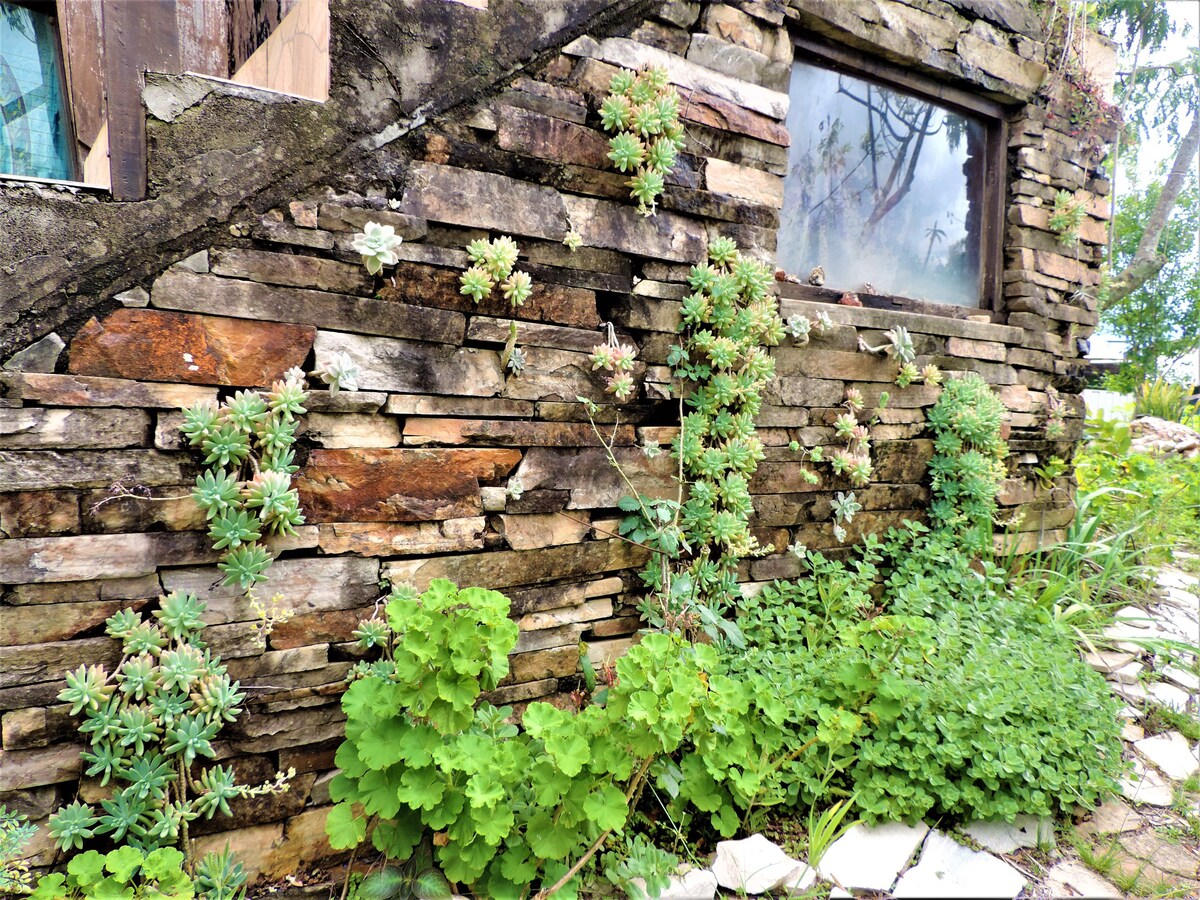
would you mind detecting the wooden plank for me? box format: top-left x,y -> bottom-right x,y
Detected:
228,0 -> 291,73
101,0 -> 179,200
56,0 -> 106,152
176,0 -> 231,77
231,0 -> 329,101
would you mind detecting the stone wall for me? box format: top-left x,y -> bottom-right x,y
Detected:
0,0 -> 1113,879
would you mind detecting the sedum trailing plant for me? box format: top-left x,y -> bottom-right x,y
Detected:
179,369 -> 309,589
1048,189 -> 1087,248
47,595 -> 292,864
600,66 -> 684,215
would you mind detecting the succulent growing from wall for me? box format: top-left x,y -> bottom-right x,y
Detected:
352,221 -> 404,275
180,369 -> 309,589
1048,189 -> 1087,247
600,66 -> 684,215
459,236 -> 534,308
48,595 -> 292,860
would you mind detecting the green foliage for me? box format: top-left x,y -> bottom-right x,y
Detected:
329,579 -> 800,896
805,798 -> 858,868
601,67 -> 683,215
925,373 -> 1008,541
1076,412 -> 1200,564
602,836 -> 678,900
723,522 -> 1127,824
1048,189 -> 1087,246
30,847 -> 195,900
180,371 -> 309,588
1134,377 -> 1197,421
47,598 -> 292,863
0,805 -> 36,894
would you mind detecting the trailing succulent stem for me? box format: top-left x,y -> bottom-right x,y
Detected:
600,67 -> 684,215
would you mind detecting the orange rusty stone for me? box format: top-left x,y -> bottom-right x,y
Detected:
68,308 -> 315,387
296,448 -> 522,523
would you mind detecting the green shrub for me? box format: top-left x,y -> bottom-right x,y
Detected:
1134,378 -> 1197,422
31,847 -> 196,900
723,524 -> 1127,823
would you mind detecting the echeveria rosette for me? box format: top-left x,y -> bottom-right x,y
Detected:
352,221 -> 404,275
315,350 -> 360,393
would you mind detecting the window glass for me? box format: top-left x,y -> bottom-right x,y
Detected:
779,59 -> 988,307
1,2 -> 73,180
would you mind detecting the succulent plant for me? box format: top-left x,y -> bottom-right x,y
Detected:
352,221 -> 404,275
316,350 -> 360,393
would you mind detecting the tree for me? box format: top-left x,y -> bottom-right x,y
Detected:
1095,1 -> 1199,304
1103,177 -> 1200,377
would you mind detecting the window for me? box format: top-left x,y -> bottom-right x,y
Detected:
0,1 -> 75,180
779,41 -> 1004,309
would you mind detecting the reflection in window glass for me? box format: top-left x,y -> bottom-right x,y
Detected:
0,2 -> 73,180
779,59 -> 987,307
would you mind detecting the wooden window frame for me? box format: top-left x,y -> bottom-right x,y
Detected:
782,35 -> 1009,321
1,0 -> 79,181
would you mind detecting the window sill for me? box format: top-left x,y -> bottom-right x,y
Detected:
776,282 -> 1023,344
0,173 -> 109,192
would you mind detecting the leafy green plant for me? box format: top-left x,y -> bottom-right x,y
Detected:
47,595 -> 292,861
328,579 -> 797,897
180,370 -> 309,589
600,66 -> 684,215
354,844 -> 452,900
0,805 -> 36,894
192,846 -> 246,900
31,847 -> 194,900
601,835 -> 678,900
1048,189 -> 1087,247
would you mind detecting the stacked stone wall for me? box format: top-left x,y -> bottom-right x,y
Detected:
0,0 -> 1112,878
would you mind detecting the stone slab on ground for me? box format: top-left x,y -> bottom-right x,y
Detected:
1119,761 -> 1175,807
1084,650 -> 1136,674
1079,799 -> 1145,837
1135,731 -> 1200,781
712,834 -> 806,895
961,814 -> 1052,854
1041,860 -> 1121,899
1148,682 -> 1192,712
1119,829 -> 1200,879
891,830 -> 1025,899
818,821 -> 929,892
632,867 -> 718,899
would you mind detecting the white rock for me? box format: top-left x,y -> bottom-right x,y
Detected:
1115,606 -> 1155,628
1110,681 -> 1148,705
1112,661 -> 1144,684
818,822 -> 930,892
1135,731 -> 1200,781
631,868 -> 718,900
892,831 -> 1026,899
1084,650 -> 1135,674
711,834 -> 805,895
1157,568 -> 1198,591
1148,682 -> 1191,712
1164,665 -> 1200,692
1117,705 -> 1142,720
781,864 -> 817,895
961,815 -> 1053,854
1119,761 -> 1175,807
1041,861 -> 1122,899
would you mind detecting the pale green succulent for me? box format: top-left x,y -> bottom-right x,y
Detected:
351,221 -> 404,275
316,350 -> 360,392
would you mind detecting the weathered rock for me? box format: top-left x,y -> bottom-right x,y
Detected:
69,308 -> 315,387
312,331 -> 504,397
517,599 -> 613,632
564,195 -> 706,263
1135,731 -> 1200,781
384,539 -> 648,592
705,157 -> 784,207
712,834 -> 807,895
1040,861 -> 1121,899
0,372 -> 216,408
0,449 -> 198,493
1119,829 -> 1200,878
819,822 -> 930,891
0,598 -> 149,648
0,408 -> 150,450
501,512 -> 593,550
3,333 -> 64,373
296,447 -> 521,522
892,830 -> 1025,899
153,268 -> 465,345
399,162 -> 569,240
300,413 -> 401,448
513,447 -> 676,509
210,246 -> 372,293
502,646 -> 579,683
1119,760 -> 1175,807
1148,681 -> 1191,712
317,518 -> 486,557
497,106 -> 611,169
1079,799 -> 1145,837
1,530 -> 214,584
404,418 -> 630,448
0,743 -> 85,791
961,815 -> 1052,854
633,867 -> 719,900
317,204 -> 427,239
0,491 -> 80,538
